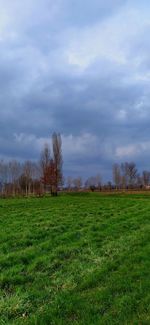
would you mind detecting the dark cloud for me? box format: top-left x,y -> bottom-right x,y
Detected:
0,0 -> 150,180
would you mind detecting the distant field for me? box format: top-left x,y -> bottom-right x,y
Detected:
0,193 -> 150,324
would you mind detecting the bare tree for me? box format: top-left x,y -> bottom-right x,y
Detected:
136,174 -> 143,189
52,132 -> 63,195
0,160 -> 9,195
40,134 -> 63,196
23,161 -> 34,195
73,177 -> 82,190
126,162 -> 138,187
40,143 -> 51,193
142,170 -> 150,187
113,163 -> 121,189
40,144 -> 51,173
66,176 -> 73,191
95,174 -> 102,190
9,160 -> 21,195
85,174 -> 102,191
121,162 -> 138,188
121,163 -> 128,188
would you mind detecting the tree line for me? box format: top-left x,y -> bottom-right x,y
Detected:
0,133 -> 63,197
0,133 -> 150,197
112,162 -> 150,189
65,163 -> 150,191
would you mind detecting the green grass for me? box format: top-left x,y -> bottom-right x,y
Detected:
0,193 -> 150,324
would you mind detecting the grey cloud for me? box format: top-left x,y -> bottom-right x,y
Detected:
0,0 -> 150,179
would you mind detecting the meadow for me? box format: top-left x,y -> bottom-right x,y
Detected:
0,193 -> 150,324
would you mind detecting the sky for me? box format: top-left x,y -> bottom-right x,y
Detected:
0,0 -> 150,180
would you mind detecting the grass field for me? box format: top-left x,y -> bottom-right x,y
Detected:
0,193 -> 150,324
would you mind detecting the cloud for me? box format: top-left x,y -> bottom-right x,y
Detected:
0,0 -> 150,179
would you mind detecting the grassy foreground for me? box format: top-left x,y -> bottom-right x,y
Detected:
0,193 -> 150,324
